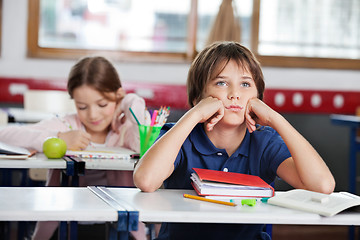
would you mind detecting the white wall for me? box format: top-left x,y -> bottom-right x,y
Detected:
1,0 -> 359,91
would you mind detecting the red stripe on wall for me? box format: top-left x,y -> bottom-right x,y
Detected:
0,77 -> 359,114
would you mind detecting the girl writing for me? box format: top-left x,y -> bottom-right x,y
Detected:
0,56 -> 146,240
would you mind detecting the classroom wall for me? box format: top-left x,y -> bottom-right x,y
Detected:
1,0 -> 360,192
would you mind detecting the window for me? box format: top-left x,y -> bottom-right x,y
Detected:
28,0 -> 253,62
254,0 -> 360,69
28,0 -> 360,69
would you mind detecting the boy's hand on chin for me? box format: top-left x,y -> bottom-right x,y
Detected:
194,97 -> 224,131
245,98 -> 274,132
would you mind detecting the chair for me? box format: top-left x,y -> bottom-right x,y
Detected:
24,90 -> 76,115
24,90 -> 76,182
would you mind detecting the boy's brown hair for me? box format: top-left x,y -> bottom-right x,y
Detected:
187,41 -> 265,107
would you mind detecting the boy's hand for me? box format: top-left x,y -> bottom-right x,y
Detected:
57,130 -> 92,150
245,98 -> 275,133
194,97 -> 224,131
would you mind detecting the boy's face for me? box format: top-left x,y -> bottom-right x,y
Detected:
73,85 -> 117,136
203,59 -> 258,126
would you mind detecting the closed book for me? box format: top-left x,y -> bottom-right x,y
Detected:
191,168 -> 274,198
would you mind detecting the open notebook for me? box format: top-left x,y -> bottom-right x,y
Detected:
0,141 -> 36,159
66,146 -> 137,159
268,189 -> 360,217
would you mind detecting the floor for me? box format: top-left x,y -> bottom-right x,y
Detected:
272,225 -> 358,240
4,223 -> 358,240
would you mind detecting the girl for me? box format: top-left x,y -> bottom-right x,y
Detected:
133,42 -> 335,240
0,56 -> 146,240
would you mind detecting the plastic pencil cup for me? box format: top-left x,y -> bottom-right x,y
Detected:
138,125 -> 162,158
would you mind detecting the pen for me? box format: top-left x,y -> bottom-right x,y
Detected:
183,194 -> 237,207
129,107 -> 141,126
150,110 -> 158,126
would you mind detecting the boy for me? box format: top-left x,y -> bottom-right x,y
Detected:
133,41 -> 335,240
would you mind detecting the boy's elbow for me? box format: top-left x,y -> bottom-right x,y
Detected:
317,176 -> 336,194
133,171 -> 159,193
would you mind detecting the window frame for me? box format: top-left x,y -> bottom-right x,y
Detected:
251,0 -> 360,70
0,0 -> 2,56
27,0 -> 360,69
27,0 -> 197,63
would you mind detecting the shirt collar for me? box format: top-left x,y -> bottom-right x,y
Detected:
189,123 -> 250,158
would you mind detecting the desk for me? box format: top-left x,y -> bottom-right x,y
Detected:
0,187 -> 136,240
1,187 -> 359,239
4,108 -> 54,123
97,188 -> 360,226
0,153 -> 65,170
330,114 -> 360,194
81,158 -> 137,171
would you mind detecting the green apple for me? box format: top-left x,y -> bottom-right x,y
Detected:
42,137 -> 67,159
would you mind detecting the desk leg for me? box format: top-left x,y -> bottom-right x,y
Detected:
349,128 -> 359,240
349,127 -> 357,194
59,222 -> 67,240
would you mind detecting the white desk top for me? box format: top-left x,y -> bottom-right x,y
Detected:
0,153 -> 137,171
6,108 -> 54,123
0,153 -> 66,169
0,187 -> 119,222
82,158 -> 136,171
100,188 -> 360,226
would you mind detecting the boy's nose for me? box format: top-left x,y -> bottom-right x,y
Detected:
228,90 -> 240,100
228,95 -> 240,100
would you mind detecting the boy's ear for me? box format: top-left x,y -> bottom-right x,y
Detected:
116,87 -> 126,100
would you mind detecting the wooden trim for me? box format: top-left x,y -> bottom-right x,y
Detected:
250,0 -> 260,54
0,0 -> 2,56
257,55 -> 360,70
186,0 -> 198,60
27,0 -> 40,59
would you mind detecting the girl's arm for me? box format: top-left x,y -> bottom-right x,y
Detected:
245,98 -> 335,194
133,97 -> 224,192
0,118 -> 68,151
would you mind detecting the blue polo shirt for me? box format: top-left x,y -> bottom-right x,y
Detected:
156,123 -> 291,240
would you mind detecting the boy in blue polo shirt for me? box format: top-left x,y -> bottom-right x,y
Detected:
134,41 -> 335,240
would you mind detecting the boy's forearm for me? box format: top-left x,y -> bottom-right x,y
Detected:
134,108 -> 201,192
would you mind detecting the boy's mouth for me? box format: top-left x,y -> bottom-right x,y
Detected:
225,105 -> 243,112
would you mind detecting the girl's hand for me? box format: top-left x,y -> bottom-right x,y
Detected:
194,97 -> 224,131
245,98 -> 276,133
57,130 -> 92,150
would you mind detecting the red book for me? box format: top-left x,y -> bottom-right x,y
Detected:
191,168 -> 274,198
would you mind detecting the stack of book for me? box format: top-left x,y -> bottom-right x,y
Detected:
190,168 -> 274,201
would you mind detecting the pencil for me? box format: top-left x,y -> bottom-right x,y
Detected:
129,107 -> 141,126
183,194 -> 237,207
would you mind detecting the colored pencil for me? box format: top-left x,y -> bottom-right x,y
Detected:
183,194 -> 237,207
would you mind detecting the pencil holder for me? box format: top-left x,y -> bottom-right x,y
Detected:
138,125 -> 162,158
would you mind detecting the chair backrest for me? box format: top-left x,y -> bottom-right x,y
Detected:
23,90 -> 76,182
24,90 -> 76,114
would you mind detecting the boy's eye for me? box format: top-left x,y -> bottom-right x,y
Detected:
216,81 -> 227,87
77,105 -> 87,110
